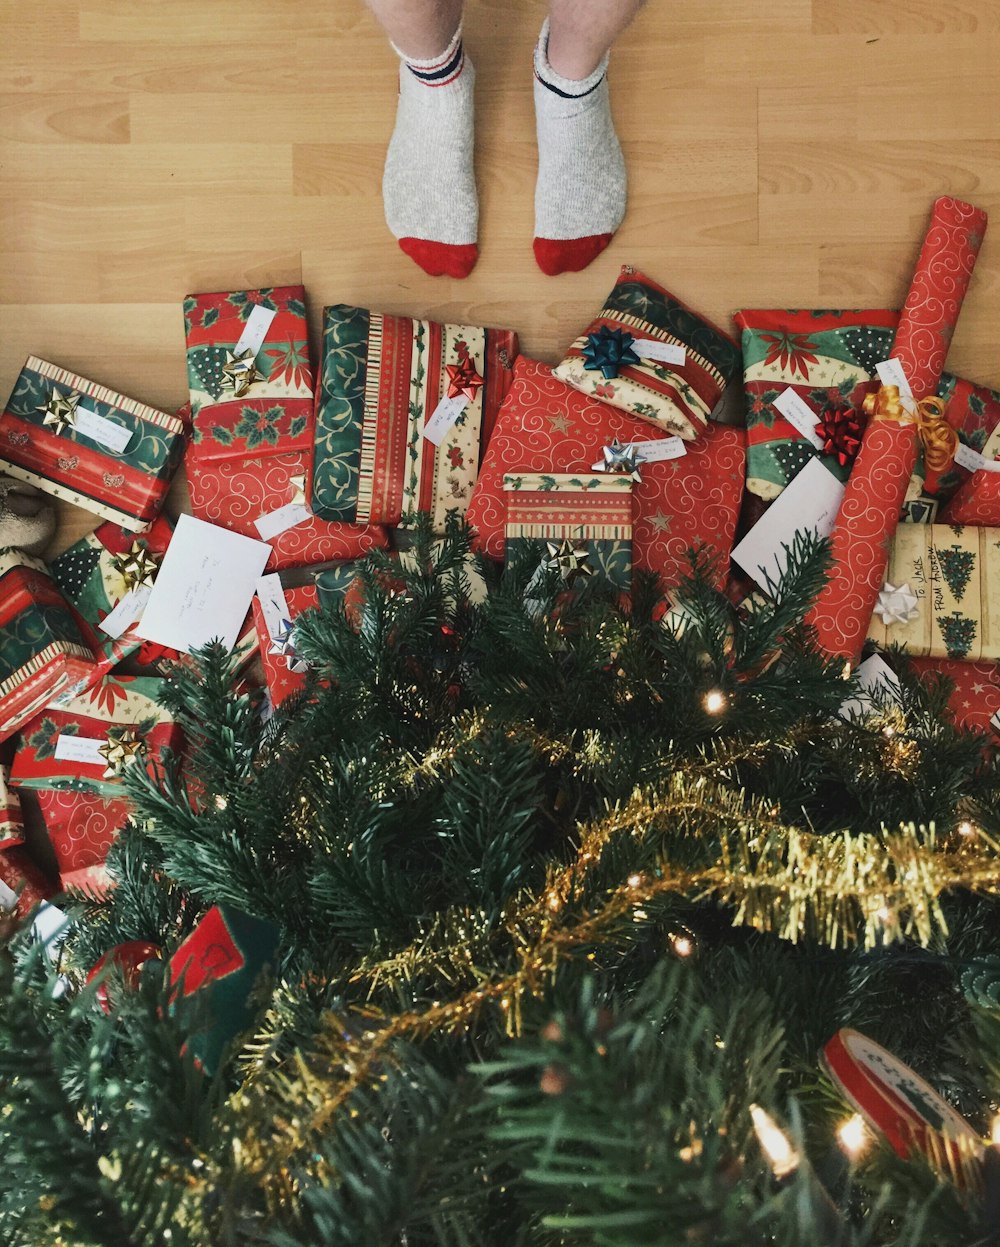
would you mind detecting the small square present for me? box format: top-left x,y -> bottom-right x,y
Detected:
502,473 -> 634,593
0,552 -> 96,743
552,266 -> 740,441
0,764 -> 24,850
10,675 -> 182,800
311,305 -> 518,529
35,788 -> 131,883
48,516 -> 174,695
0,357 -> 187,531
866,525 -> 1000,662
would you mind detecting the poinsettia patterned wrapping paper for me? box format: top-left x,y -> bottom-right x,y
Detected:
866,525 -> 1000,662
503,473 -> 634,593
0,765 -> 24,850
910,657 -> 1000,736
311,305 -> 518,530
10,675 -> 181,800
0,553 -> 96,744
554,265 -> 740,440
48,516 -> 174,696
807,197 -> 988,661
0,358 -> 186,531
185,286 -> 314,461
466,357 -> 745,595
34,788 -> 131,878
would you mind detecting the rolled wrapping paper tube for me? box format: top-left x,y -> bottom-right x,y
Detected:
806,197 -> 988,662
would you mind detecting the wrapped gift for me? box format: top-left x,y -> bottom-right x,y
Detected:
906,375 -> 1000,521
0,357 -> 186,531
169,904 -> 280,1073
466,357 -> 745,595
185,285 -> 314,459
941,389 -> 1000,526
311,305 -> 518,529
503,473 -> 633,593
552,265 -> 740,441
0,553 -> 96,743
252,563 -> 363,707
866,524 -> 1000,662
0,764 -> 24,850
807,197 -> 988,661
34,788 -> 130,881
48,516 -> 174,695
10,675 -> 181,799
0,845 -> 56,919
910,657 -> 1000,736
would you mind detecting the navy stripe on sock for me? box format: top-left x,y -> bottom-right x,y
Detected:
534,68 -> 605,100
409,43 -> 464,84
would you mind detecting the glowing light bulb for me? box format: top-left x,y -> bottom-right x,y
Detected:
703,689 -> 727,715
991,1114 -> 1000,1147
959,820 -> 976,837
627,873 -> 642,889
837,1114 -> 869,1159
671,934 -> 694,958
750,1104 -> 799,1179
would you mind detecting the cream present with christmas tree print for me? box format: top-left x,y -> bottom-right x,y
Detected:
867,525 -> 1000,662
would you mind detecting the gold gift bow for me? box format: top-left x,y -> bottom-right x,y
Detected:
862,384 -> 958,474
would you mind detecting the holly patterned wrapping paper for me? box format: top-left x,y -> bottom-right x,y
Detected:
941,388 -> 1000,526
34,788 -> 131,880
503,473 -> 634,593
10,675 -> 181,800
0,765 -> 24,850
0,553 -> 96,744
185,286 -> 314,462
866,525 -> 1000,662
807,197 -> 988,662
0,845 -> 56,919
0,357 -> 187,531
466,357 -> 746,596
553,265 -> 740,441
911,656 -> 1000,736
48,516 -> 174,695
311,305 -> 518,530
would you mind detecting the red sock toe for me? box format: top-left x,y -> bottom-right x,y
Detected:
533,233 -> 613,276
398,238 -> 478,279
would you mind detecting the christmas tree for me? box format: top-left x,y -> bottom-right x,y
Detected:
938,610 -> 979,660
4,519 -> 1000,1247
938,543 -> 977,601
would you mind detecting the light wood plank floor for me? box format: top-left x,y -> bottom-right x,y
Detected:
2,0 -> 999,554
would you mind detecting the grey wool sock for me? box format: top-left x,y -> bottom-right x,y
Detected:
532,19 -> 626,275
383,26 -> 479,278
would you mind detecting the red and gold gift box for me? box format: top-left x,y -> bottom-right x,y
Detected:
312,305 -> 518,530
553,266 -> 740,441
0,764 -> 24,850
10,675 -> 182,800
0,845 -> 56,919
35,788 -> 131,882
466,357 -> 745,596
0,553 -> 96,744
866,524 -> 1000,663
0,357 -> 187,531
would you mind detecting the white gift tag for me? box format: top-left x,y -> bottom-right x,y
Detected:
254,502 -> 312,542
954,441 -> 1000,474
74,404 -> 133,453
632,338 -> 687,367
256,573 -> 293,642
0,877 -> 17,912
631,437 -> 688,462
773,388 -> 824,450
32,901 -> 71,956
422,394 -> 468,446
54,734 -> 107,767
99,585 -> 153,640
876,358 -> 913,400
234,303 -> 278,360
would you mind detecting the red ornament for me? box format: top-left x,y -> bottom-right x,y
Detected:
817,404 -> 866,468
86,939 -> 162,1014
445,357 -> 484,403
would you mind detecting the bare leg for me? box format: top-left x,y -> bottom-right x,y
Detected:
546,0 -> 646,80
365,0 -> 463,59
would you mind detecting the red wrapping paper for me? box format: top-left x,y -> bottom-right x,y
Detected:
806,198 -> 988,660
35,788 -> 130,877
0,845 -> 56,919
466,358 -> 745,595
911,657 -> 1000,736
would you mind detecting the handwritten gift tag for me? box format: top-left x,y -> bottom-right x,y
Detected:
99,585 -> 153,640
233,303 -> 278,360
422,395 -> 468,446
632,338 -> 687,367
54,735 -> 107,767
254,502 -> 312,542
773,388 -> 824,450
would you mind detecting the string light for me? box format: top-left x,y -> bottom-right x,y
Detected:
958,820 -> 976,837
671,934 -> 694,958
703,689 -> 727,715
991,1115 -> 1000,1146
837,1114 -> 870,1159
750,1104 -> 799,1179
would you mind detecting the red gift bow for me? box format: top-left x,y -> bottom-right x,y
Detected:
445,357 -> 484,403
818,405 -> 865,468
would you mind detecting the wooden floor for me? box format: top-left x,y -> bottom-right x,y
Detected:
2,0 -> 1000,553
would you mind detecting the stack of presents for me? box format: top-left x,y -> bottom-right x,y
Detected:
1,196 -> 997,919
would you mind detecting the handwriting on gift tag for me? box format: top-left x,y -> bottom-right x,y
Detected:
54,734 -> 107,767
254,502 -> 312,542
876,358 -> 913,401
422,395 -> 468,446
99,585 -> 152,640
954,442 -> 1000,475
772,388 -> 824,450
233,304 -> 278,360
630,437 -> 688,462
256,573 -> 293,642
631,338 -> 687,367
73,404 -> 133,454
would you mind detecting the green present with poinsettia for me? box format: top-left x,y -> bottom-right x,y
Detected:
9,674 -> 182,800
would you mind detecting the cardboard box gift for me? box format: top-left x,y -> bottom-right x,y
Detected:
0,357 -> 186,531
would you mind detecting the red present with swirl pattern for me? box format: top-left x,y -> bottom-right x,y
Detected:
33,787 -> 131,879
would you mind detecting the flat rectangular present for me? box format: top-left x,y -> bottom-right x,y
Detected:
0,553 -> 96,743
34,787 -> 131,881
502,472 -> 634,593
941,387 -> 1000,526
553,265 -> 740,441
867,524 -> 1000,662
0,764 -> 24,850
184,285 -> 314,461
48,516 -> 174,697
10,675 -> 182,800
0,357 -> 187,531
311,305 -> 518,529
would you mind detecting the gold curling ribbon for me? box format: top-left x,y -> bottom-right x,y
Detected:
862,384 -> 957,474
